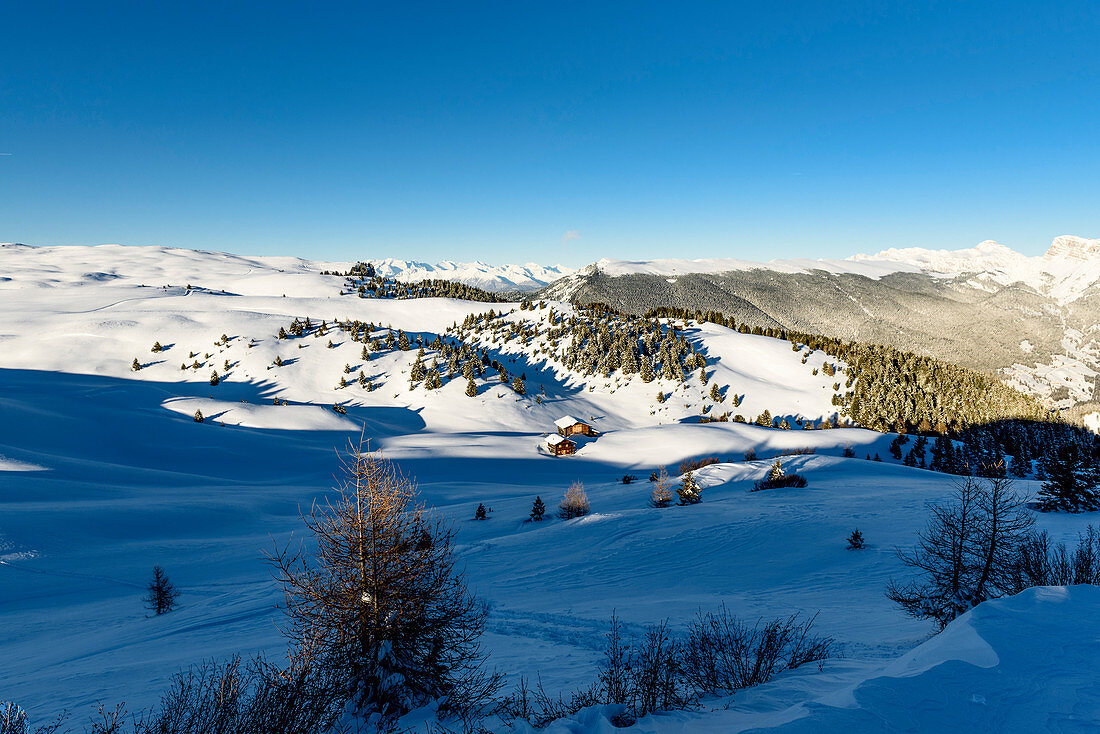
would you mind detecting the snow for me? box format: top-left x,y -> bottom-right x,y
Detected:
592,255 -> 920,280
0,243 -> 1097,732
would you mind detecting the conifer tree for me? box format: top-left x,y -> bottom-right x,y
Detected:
338,376 -> 348,389
361,345 -> 370,361
358,371 -> 368,388
530,496 -> 546,521
650,466 -> 672,508
210,370 -> 220,386
268,439 -> 498,720
278,327 -> 288,339
398,330 -> 410,351
847,529 -> 865,550
274,356 -> 283,367
698,367 -> 708,385
512,376 -> 526,395
656,391 -> 666,404
709,382 -> 722,402
465,377 -> 478,397
1037,443 -> 1100,512
143,565 -> 179,615
151,341 -> 163,353
640,358 -> 656,383
677,471 -> 701,505
475,503 -> 487,520
131,358 -> 142,371
193,409 -> 204,423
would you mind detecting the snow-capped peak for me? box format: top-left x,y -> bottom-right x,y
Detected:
850,240 -> 1028,275
1044,235 -> 1100,261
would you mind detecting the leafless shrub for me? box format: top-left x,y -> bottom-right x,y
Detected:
680,606 -> 832,696
678,457 -> 720,475
630,621 -> 692,717
1010,525 -> 1100,589
0,704 -> 27,734
774,447 -> 816,457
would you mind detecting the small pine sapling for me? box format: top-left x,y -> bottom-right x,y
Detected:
847,529 -> 865,549
209,370 -> 220,386
530,496 -> 546,521
143,565 -> 179,615
131,358 -> 142,371
677,471 -> 702,505
151,341 -> 163,353
193,409 -> 204,423
651,466 -> 672,508
475,503 -> 487,520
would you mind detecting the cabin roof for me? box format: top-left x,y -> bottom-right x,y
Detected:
546,434 -> 573,446
554,415 -> 584,429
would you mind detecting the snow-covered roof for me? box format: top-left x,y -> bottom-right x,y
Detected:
554,415 -> 584,429
546,434 -> 572,446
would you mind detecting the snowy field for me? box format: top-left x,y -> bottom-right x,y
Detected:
1,244 -> 1097,731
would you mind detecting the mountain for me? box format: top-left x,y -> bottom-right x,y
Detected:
366,258 -> 574,293
536,236 -> 1100,410
0,243 -> 574,294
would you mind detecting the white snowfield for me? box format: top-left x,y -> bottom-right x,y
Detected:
0,243 -> 1096,732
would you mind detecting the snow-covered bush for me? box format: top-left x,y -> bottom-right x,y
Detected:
752,460 -> 807,491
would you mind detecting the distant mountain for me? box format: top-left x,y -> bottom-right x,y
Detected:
365,258 -> 574,293
535,236 -> 1100,410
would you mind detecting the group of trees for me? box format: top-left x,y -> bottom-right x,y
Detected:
330,263 -> 509,303
888,474 -> 1100,629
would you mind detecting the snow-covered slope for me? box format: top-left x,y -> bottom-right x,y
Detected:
0,243 -> 573,295
368,257 -> 574,292
1,242 -> 1097,732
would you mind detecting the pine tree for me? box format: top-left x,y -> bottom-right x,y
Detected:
640,358 -> 655,383
338,376 -> 348,389
847,529 -> 865,549
193,409 -> 204,423
465,377 -> 477,397
698,367 -> 708,385
512,376 -> 526,395
1037,443 -> 1100,512
475,503 -> 487,520
361,345 -> 370,361
210,370 -> 220,386
274,356 -> 283,367
151,341 -> 163,353
358,370 -> 368,388
709,382 -> 722,402
267,439 -> 497,721
677,471 -> 701,505
143,565 -> 179,615
131,358 -> 141,371
530,496 -> 546,521
398,330 -> 410,351
278,327 -> 288,339
656,391 -> 666,404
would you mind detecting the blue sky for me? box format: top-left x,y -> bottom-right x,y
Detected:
2,1 -> 1098,266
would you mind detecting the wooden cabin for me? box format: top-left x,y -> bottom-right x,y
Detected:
546,434 -> 576,456
554,415 -> 597,438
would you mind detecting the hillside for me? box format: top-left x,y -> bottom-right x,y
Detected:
0,244 -> 1097,732
534,237 -> 1100,410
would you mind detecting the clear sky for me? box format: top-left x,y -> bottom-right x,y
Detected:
2,1 -> 1098,266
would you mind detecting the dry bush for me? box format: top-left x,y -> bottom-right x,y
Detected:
774,447 -> 816,457
1010,525 -> 1100,589
558,481 -> 590,519
680,606 -> 832,695
678,457 -> 720,475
